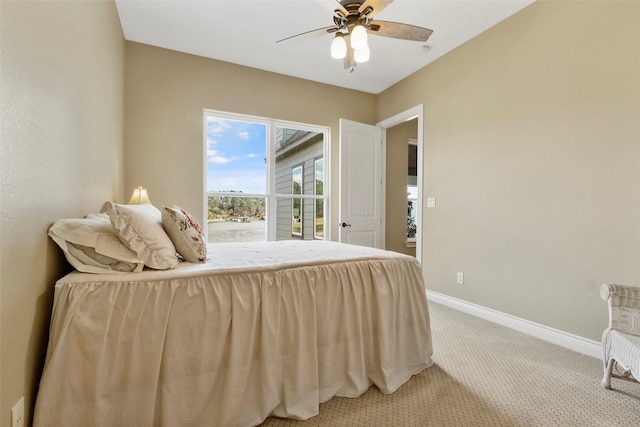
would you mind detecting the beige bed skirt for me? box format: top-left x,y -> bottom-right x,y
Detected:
34,241 -> 433,427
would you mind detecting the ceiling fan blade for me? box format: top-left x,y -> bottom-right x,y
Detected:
276,26 -> 339,43
312,0 -> 348,17
334,0 -> 349,16
358,0 -> 394,18
368,20 -> 433,42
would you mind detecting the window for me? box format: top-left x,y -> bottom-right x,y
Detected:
407,139 -> 418,247
291,165 -> 302,236
205,110 -> 329,243
314,158 -> 324,239
407,185 -> 417,242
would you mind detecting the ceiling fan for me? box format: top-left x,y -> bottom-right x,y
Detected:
276,0 -> 433,73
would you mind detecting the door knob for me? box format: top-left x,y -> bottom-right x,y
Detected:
341,222 -> 352,228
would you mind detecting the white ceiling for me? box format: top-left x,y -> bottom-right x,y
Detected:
115,0 -> 534,94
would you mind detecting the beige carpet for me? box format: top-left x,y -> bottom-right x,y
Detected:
261,302 -> 640,426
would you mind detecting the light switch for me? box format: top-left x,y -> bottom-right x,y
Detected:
427,197 -> 436,208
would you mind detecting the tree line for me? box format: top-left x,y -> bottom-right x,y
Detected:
208,192 -> 265,220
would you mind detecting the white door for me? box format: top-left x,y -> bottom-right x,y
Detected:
339,119 -> 383,248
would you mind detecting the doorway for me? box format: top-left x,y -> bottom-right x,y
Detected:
337,105 -> 424,262
378,105 -> 424,263
384,120 -> 418,257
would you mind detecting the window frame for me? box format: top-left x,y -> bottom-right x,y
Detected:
203,109 -> 330,242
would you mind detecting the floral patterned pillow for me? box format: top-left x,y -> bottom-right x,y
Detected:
161,206 -> 207,263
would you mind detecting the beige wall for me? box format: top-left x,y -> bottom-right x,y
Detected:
2,1 -> 639,424
377,0 -> 640,341
0,1 -> 125,425
385,119 -> 417,256
124,42 -> 376,235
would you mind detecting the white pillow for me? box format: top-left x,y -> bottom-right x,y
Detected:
48,216 -> 144,274
161,206 -> 207,263
101,202 -> 179,270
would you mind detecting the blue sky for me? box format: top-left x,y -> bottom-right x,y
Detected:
206,117 -> 266,194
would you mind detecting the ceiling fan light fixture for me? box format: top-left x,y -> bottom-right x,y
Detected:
350,24 -> 368,50
354,44 -> 370,63
277,0 -> 433,73
330,33 -> 347,59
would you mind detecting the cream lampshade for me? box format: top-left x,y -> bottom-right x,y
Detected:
354,44 -> 370,63
128,186 -> 152,204
350,25 -> 368,50
330,33 -> 347,59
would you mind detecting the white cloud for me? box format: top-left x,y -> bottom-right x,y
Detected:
217,177 -> 239,189
207,167 -> 266,194
207,118 -> 232,134
237,131 -> 250,140
207,149 -> 231,164
246,153 -> 258,158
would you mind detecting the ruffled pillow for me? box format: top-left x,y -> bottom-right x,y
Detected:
161,206 -> 207,263
48,215 -> 144,274
101,202 -> 178,270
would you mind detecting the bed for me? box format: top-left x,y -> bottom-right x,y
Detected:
34,240 -> 432,427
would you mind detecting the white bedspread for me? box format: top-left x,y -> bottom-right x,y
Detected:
34,241 -> 432,427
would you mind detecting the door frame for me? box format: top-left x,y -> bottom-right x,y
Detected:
377,104 -> 424,263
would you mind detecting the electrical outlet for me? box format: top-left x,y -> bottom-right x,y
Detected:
457,272 -> 464,284
427,197 -> 436,208
11,396 -> 24,427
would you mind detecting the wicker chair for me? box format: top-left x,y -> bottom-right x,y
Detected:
600,283 -> 640,389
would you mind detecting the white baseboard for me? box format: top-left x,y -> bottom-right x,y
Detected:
426,290 -> 601,359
